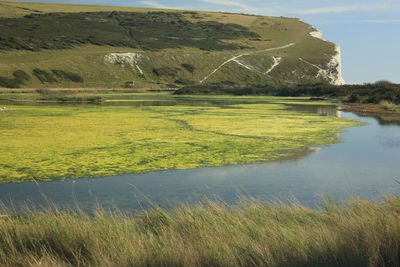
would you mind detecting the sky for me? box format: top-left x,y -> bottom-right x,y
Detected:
10,0 -> 400,84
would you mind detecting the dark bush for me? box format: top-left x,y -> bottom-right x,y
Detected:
13,70 -> 31,82
51,70 -> 83,83
166,83 -> 178,88
32,68 -> 58,84
348,93 -> 361,103
181,63 -> 195,73
174,79 -> 194,85
0,77 -> 19,88
0,70 -> 31,88
123,81 -> 135,88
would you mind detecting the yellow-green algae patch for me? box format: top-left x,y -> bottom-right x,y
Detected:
0,98 -> 361,183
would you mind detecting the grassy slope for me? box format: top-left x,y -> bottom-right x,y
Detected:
0,1 -> 168,17
0,95 -> 360,183
0,197 -> 399,266
0,1 -> 336,88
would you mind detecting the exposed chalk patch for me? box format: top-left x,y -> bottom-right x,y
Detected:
104,53 -> 145,75
308,29 -> 345,85
328,45 -> 345,85
299,50 -> 345,86
309,29 -> 327,41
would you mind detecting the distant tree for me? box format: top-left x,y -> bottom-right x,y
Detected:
348,93 -> 361,103
13,70 -> 30,82
32,69 -> 58,84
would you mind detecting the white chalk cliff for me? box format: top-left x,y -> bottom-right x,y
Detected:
309,29 -> 345,85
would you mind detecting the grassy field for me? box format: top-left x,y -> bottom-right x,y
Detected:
0,1 -> 170,18
0,196 -> 399,266
0,94 -> 360,183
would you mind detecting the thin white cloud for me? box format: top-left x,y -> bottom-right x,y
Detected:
138,0 -> 399,20
138,1 -> 186,10
295,3 -> 388,15
137,1 -> 168,9
201,0 -> 280,15
200,0 -> 256,12
350,19 -> 400,23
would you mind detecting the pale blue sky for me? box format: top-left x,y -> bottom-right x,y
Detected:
9,0 -> 400,84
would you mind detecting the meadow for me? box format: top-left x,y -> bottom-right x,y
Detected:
0,196 -> 399,266
0,94 -> 361,183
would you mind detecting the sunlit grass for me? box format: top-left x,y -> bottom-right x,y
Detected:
0,196 -> 399,266
0,96 -> 361,183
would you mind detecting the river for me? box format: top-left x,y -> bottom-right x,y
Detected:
0,103 -> 399,213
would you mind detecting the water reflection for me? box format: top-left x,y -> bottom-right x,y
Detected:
349,111 -> 400,126
288,104 -> 341,117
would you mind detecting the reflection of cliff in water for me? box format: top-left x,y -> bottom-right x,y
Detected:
288,104 -> 341,117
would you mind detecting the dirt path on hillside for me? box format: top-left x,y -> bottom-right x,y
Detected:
200,43 -> 295,83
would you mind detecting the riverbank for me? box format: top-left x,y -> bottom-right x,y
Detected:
342,102 -> 400,114
341,102 -> 400,125
0,197 -> 399,266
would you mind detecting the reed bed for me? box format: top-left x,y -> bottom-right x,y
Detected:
0,197 -> 399,266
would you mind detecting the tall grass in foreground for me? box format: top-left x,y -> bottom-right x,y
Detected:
0,197 -> 399,266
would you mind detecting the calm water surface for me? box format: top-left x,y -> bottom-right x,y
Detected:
1,104 -> 399,212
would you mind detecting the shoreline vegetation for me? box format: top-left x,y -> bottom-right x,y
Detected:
175,81 -> 400,108
2,80 -> 399,114
2,93 -> 398,116
0,196 -> 399,266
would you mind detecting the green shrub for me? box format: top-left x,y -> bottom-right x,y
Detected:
123,81 -> 135,88
13,70 -> 31,82
0,70 -> 31,88
181,63 -> 195,73
348,93 -> 361,103
0,76 -> 19,88
32,68 -> 58,84
174,79 -> 194,85
51,70 -> 84,83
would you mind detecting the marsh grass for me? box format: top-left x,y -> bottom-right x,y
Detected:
380,101 -> 400,112
0,196 -> 399,266
0,96 -> 361,183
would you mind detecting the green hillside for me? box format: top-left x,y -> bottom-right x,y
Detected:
0,1 -> 344,89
